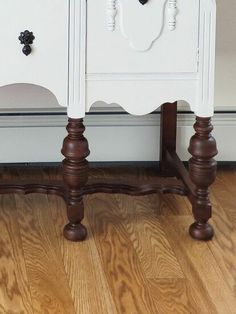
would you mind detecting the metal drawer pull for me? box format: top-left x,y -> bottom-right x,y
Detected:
18,30 -> 35,56
139,0 -> 148,4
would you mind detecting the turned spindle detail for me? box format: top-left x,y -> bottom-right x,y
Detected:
188,117 -> 217,240
107,0 -> 117,31
168,0 -> 178,31
61,118 -> 90,241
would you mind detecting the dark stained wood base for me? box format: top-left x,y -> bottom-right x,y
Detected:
160,102 -> 177,176
63,223 -> 87,242
0,103 -> 218,242
61,118 -> 90,241
189,222 -> 214,241
0,177 -> 188,198
188,116 -> 218,241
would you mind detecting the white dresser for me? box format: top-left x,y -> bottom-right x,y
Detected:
0,0 -> 218,242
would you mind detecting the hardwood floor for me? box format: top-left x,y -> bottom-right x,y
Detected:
0,165 -> 236,314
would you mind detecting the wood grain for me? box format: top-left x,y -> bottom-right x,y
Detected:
86,193 -> 157,314
49,195 -> 117,314
8,167 -> 76,314
206,172 -> 236,304
0,195 -> 33,314
158,193 -> 192,216
113,194 -> 184,279
147,278 -> 199,314
212,169 -> 236,223
159,215 -> 235,313
0,165 -> 236,313
15,194 -> 75,314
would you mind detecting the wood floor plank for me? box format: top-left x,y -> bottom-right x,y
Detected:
217,168 -> 236,189
205,183 -> 236,302
147,278 -> 200,314
15,194 -> 76,314
114,194 -> 184,279
49,195 -> 118,314
159,215 -> 235,314
86,193 -> 158,314
154,193 -> 192,216
0,195 -> 33,314
211,170 -> 236,223
1,166 -> 236,313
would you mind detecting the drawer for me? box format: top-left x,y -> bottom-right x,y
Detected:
87,0 -> 199,74
0,0 -> 69,106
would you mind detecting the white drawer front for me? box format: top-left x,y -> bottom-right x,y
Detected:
0,0 -> 69,106
87,0 -> 199,74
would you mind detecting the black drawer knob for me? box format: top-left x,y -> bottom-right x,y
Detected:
18,30 -> 35,56
139,0 -> 149,4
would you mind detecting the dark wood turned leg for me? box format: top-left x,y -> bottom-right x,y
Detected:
61,118 -> 90,242
160,102 -> 177,175
188,116 -> 217,241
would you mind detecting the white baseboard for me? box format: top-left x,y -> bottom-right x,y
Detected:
0,111 -> 235,163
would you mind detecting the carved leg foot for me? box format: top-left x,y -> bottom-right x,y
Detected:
61,118 -> 90,242
188,117 -> 217,241
63,222 -> 87,242
189,221 -> 214,241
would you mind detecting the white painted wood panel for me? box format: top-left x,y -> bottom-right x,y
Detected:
85,0 -> 216,118
0,0 -> 216,119
86,77 -> 198,115
87,0 -> 199,73
0,0 -> 69,107
3,0 -> 234,114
